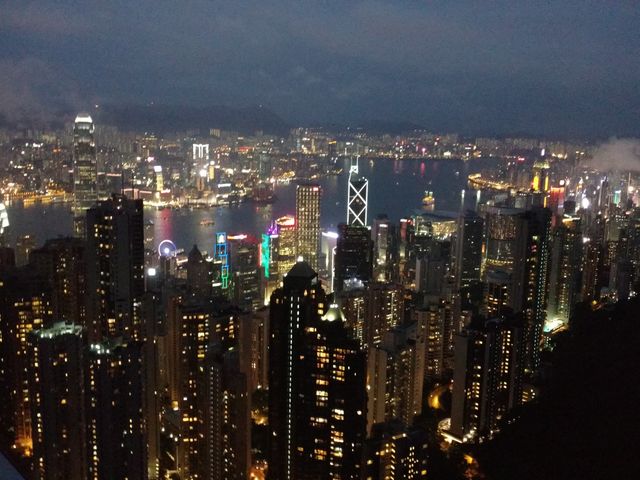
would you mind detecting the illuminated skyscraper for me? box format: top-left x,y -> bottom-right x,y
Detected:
296,184 -> 321,271
27,322 -> 87,480
85,195 -> 144,342
367,324 -> 425,431
0,202 -> 9,246
548,215 -> 582,324
454,211 -> 483,290
199,345 -> 251,480
334,223 -> 373,293
363,423 -> 428,480
30,237 -> 86,327
481,206 -> 551,372
364,282 -> 404,348
450,315 -> 525,442
72,113 -> 98,237
267,261 -> 326,480
276,215 -> 297,276
85,340 -> 146,480
0,268 -> 52,457
347,156 -> 368,226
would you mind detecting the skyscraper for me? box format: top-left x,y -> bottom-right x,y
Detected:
27,322 -> 86,480
296,184 -> 321,271
275,215 -> 297,276
347,156 -> 368,226
30,237 -> 86,327
547,215 -> 582,325
267,261 -> 327,480
199,345 -> 251,480
85,194 -> 144,342
364,282 -> 404,348
72,113 -> 98,237
334,223 -> 373,293
367,324 -> 425,431
0,267 -> 52,457
454,211 -> 483,290
450,315 -> 525,442
295,305 -> 367,479
85,340 -> 146,480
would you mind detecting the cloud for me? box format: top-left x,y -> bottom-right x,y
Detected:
585,138 -> 640,172
0,0 -> 638,134
0,58 -> 86,125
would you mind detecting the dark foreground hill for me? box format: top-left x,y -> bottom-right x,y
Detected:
477,299 -> 640,480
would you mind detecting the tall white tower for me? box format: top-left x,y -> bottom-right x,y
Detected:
347,156 -> 368,226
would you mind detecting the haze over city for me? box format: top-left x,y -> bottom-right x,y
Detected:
1,1 -> 639,136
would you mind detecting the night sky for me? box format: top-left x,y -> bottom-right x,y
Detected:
1,0 -> 639,136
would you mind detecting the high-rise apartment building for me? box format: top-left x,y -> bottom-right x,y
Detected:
0,268 -> 52,456
198,345 -> 251,480
30,237 -> 86,327
267,261 -> 327,480
548,215 -> 582,324
85,340 -> 146,480
450,315 -> 525,442
296,184 -> 321,271
364,282 -> 404,348
367,325 -> 425,431
86,194 -> 144,341
27,323 -> 86,480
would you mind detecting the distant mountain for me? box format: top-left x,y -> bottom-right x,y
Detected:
94,104 -> 290,136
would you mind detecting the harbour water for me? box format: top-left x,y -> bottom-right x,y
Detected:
5,158 -> 495,253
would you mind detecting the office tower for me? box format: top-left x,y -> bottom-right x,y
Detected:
547,215 -> 582,324
367,324 -> 425,432
85,340 -> 146,480
454,211 -> 483,290
267,261 -> 327,480
199,345 -> 251,480
231,240 -> 262,312
364,282 -> 404,347
450,315 -> 525,442
296,184 -> 321,270
186,245 -> 213,298
276,215 -> 297,276
363,422 -> 428,480
0,268 -> 52,456
72,113 -> 98,237
15,234 -> 36,266
27,322 -> 86,480
347,156 -> 368,226
261,224 -> 280,302
30,237 -> 86,327
86,194 -> 144,341
415,299 -> 454,380
334,223 -> 373,293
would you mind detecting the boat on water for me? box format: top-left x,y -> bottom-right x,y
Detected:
422,191 -> 435,210
200,219 -> 215,227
